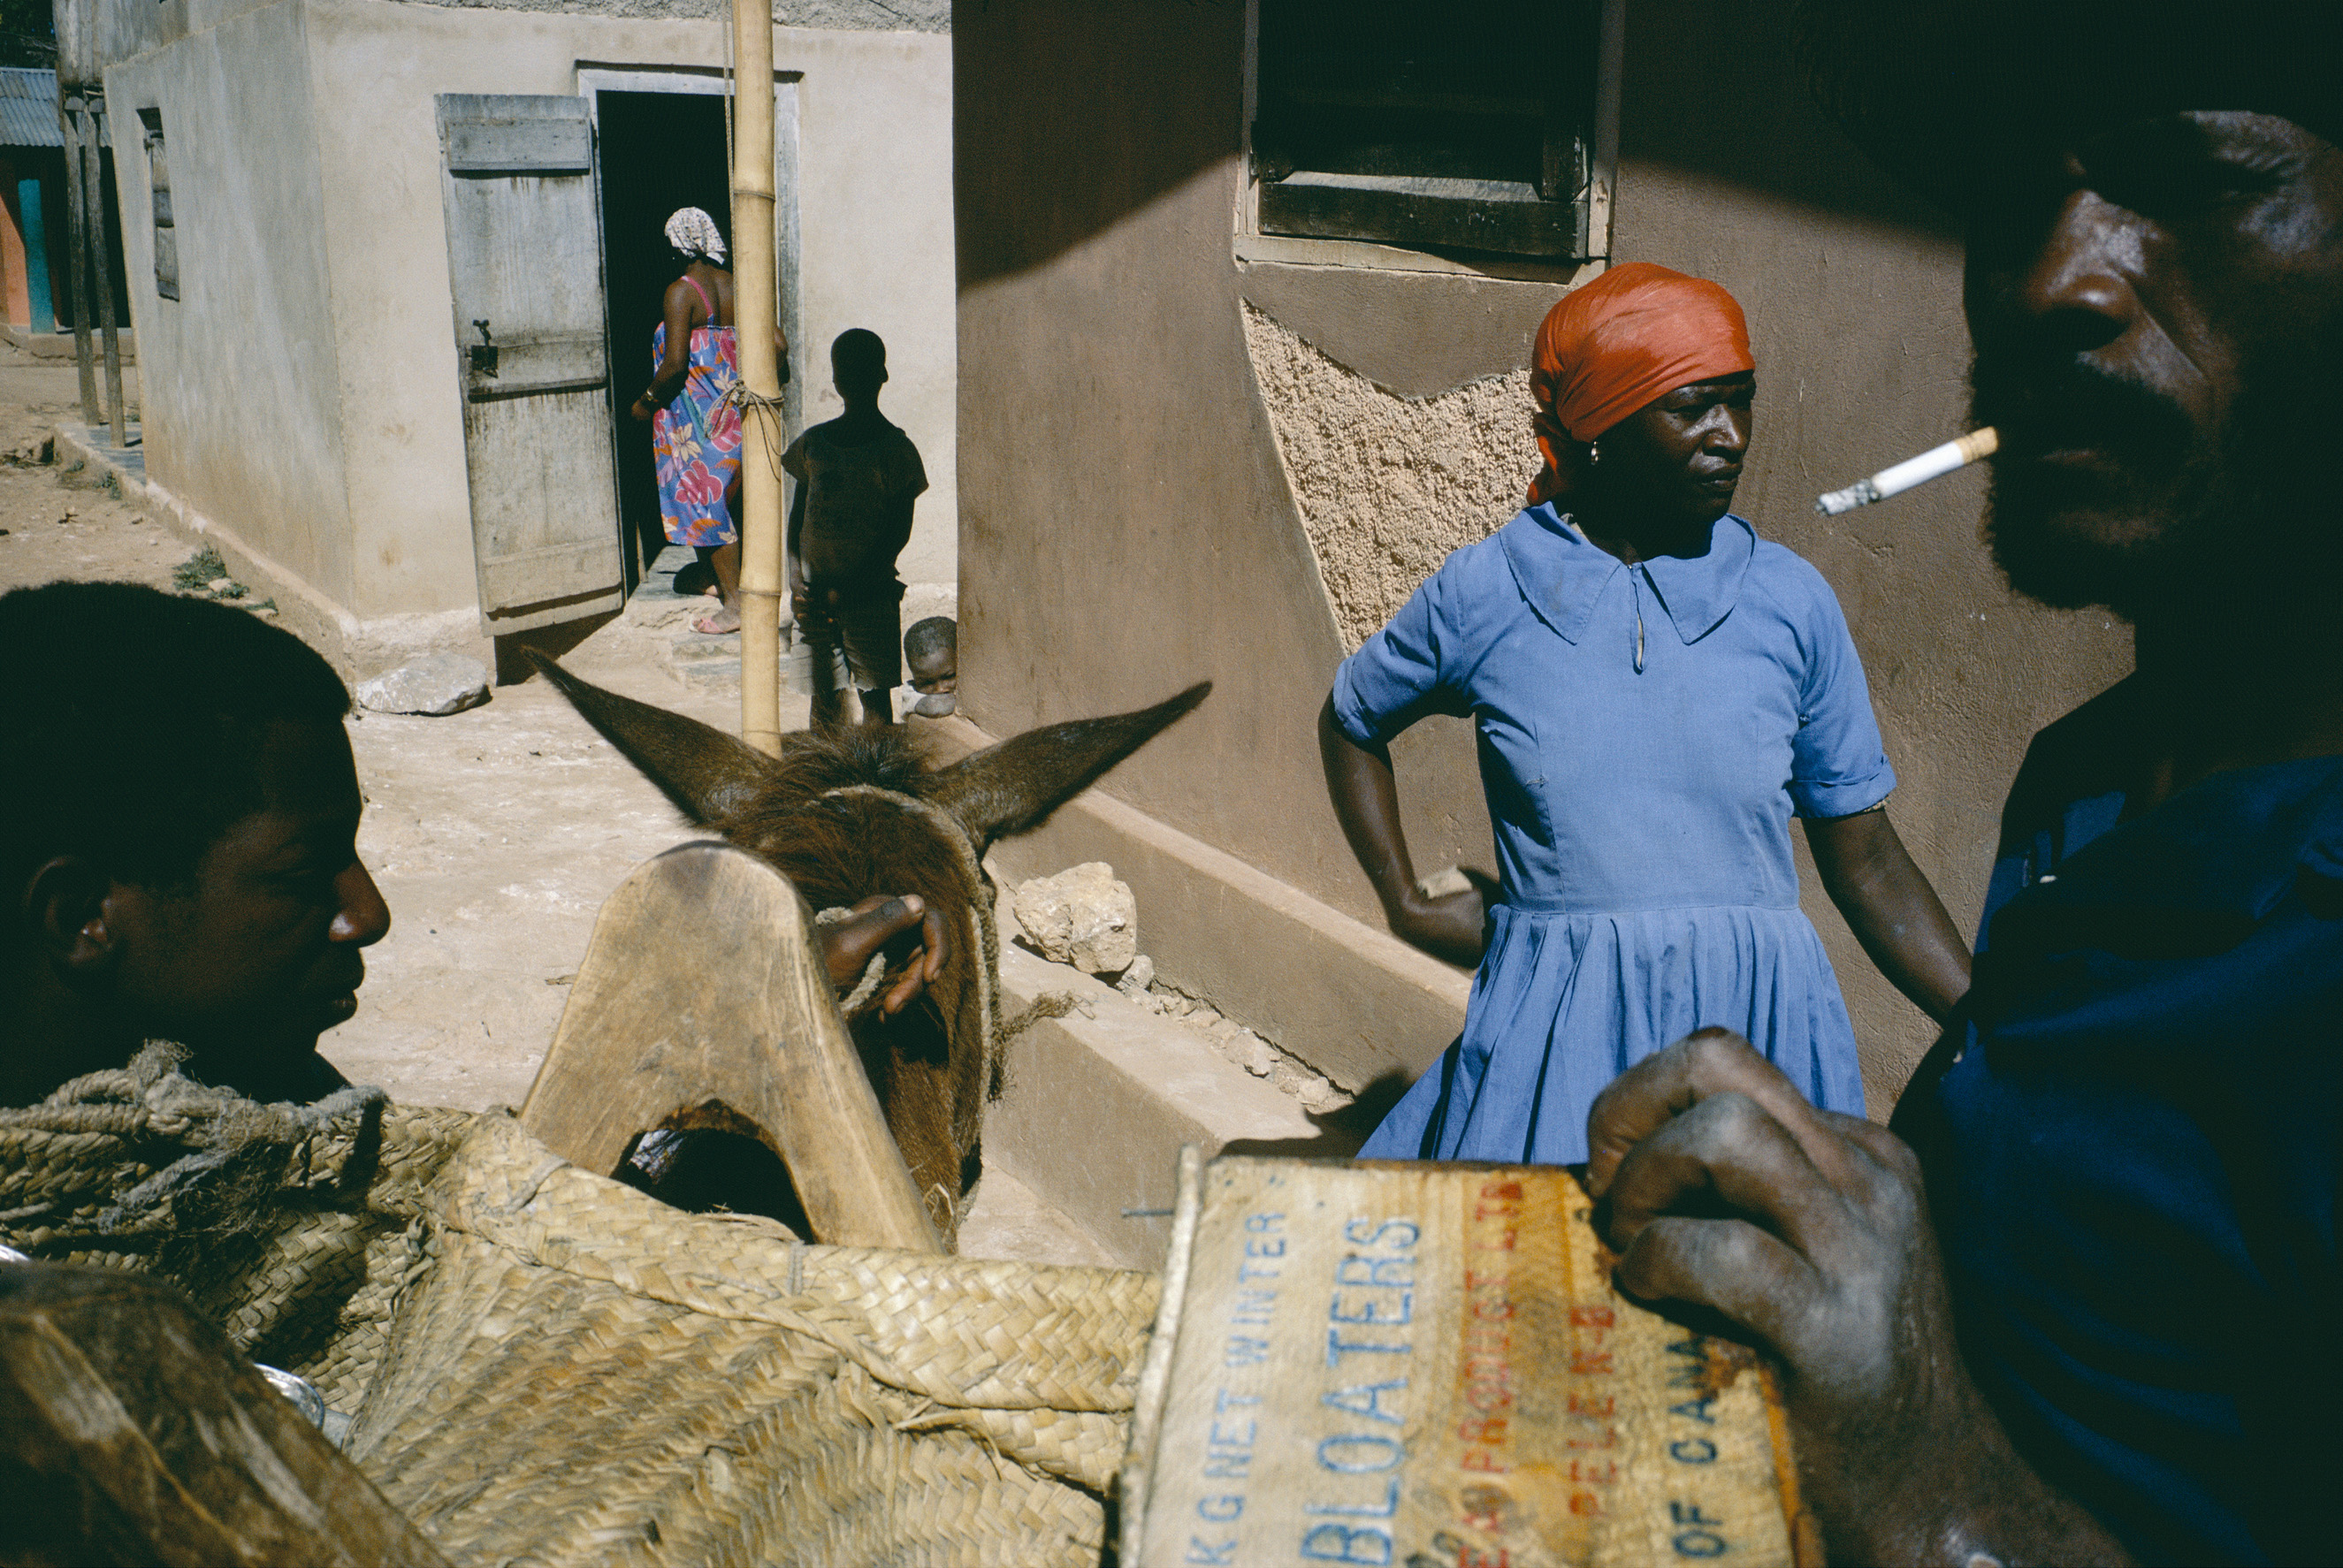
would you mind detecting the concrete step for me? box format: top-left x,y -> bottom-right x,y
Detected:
979,881 -> 1362,1272
956,1160 -> 1115,1267
670,630 -> 747,662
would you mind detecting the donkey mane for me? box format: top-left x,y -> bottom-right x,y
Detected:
766,722 -> 938,810
716,727 -> 969,917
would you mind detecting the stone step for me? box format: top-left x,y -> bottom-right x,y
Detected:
673,658 -> 744,692
670,630 -> 748,662
980,881 -> 1354,1272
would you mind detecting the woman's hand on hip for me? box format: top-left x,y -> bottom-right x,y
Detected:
1391,879 -> 1489,968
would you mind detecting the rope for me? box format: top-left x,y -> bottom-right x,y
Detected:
813,903 -> 893,1018
719,377 -> 791,487
0,1043 -> 391,1244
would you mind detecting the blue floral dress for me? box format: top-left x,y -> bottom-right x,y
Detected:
650,275 -> 742,547
1342,506 -> 1889,1165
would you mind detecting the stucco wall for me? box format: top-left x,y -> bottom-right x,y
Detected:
103,1 -> 355,609
1241,301 -> 1533,656
957,0 -> 2133,1107
103,0 -> 957,668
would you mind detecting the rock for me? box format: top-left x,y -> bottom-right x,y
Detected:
355,653 -> 492,718
206,576 -> 234,593
1297,1078 -> 1350,1115
1011,862 -> 1138,974
1240,1035 -> 1279,1077
1116,955 -> 1156,997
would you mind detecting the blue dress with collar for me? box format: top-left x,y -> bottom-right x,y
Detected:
1336,505 -> 1890,1164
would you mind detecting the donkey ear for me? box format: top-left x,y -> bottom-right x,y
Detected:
927,682 -> 1210,851
525,651 -> 778,823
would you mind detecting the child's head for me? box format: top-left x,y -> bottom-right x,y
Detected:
830,329 -> 889,404
904,617 -> 957,715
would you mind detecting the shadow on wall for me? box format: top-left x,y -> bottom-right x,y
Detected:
1618,1 -> 1960,245
953,0 -> 1957,295
955,0 -> 1246,289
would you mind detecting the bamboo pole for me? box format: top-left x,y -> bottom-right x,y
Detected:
730,0 -> 784,757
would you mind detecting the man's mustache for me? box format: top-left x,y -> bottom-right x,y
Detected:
1969,354 -> 2194,468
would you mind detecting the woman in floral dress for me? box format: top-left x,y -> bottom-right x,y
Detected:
630,207 -> 783,636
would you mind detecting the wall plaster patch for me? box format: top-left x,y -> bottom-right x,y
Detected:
1242,300 -> 1537,653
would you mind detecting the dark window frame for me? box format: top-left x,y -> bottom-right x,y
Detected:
1246,0 -> 1616,265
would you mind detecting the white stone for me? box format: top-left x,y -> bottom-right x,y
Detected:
1116,954 -> 1156,996
1011,861 -> 1138,974
356,653 -> 492,718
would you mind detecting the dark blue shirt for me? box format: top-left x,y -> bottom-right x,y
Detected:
1927,686 -> 2340,1565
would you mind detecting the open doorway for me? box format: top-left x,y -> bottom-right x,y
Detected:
594,89 -> 734,582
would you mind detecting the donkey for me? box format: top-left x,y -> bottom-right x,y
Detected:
528,652 -> 1208,1247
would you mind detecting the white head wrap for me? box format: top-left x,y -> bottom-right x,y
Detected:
664,207 -> 727,263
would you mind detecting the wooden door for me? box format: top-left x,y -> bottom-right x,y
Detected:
435,95 -> 624,636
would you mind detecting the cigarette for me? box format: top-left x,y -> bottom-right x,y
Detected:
1815,427 -> 1998,516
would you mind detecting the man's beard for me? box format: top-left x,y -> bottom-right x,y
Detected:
1973,346 -> 2339,624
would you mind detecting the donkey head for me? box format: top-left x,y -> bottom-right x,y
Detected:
527,651 -> 1207,1244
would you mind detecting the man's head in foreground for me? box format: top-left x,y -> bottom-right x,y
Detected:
1970,110 -> 2343,623
1810,3 -> 2343,624
0,581 -> 387,1105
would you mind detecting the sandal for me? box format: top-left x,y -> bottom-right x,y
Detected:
693,608 -> 742,636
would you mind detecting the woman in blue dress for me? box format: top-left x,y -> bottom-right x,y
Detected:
1323,263 -> 1973,1165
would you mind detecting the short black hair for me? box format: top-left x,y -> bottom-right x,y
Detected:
903,616 -> 956,665
0,582 -> 351,896
831,328 -> 887,376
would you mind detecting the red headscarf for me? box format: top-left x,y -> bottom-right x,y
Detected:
1527,263 -> 1754,506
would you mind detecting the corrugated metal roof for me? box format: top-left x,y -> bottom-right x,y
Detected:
0,68 -> 60,149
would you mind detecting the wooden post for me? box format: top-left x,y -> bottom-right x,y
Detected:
731,0 -> 785,757
57,95 -> 96,427
80,95 -> 126,448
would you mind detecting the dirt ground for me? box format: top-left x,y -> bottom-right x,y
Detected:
0,346 -> 1101,1265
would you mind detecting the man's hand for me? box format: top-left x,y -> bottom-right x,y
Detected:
1585,1031 -> 2130,1566
818,894 -> 948,1017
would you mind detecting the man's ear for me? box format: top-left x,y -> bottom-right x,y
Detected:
22,856 -> 121,974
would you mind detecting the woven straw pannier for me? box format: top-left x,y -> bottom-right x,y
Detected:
0,1050 -> 1156,1566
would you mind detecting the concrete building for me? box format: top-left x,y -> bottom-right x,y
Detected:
956,0 -> 2135,1116
87,0 -> 953,675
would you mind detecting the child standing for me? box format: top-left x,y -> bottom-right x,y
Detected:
785,330 -> 927,725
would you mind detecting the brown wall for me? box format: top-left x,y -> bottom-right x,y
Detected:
956,0 -> 2133,1107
